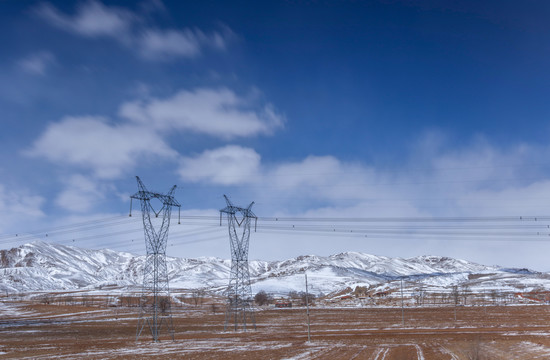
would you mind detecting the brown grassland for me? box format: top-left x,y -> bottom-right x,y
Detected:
1,297 -> 550,359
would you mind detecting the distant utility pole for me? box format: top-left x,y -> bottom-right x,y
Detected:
220,195 -> 257,331
401,278 -> 405,327
452,285 -> 459,323
130,176 -> 181,342
305,273 -> 311,342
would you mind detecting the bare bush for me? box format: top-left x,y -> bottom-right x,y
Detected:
255,290 -> 270,306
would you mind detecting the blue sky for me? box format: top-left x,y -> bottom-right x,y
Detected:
2,0 -> 550,269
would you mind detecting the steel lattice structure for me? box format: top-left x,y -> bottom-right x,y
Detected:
220,195 -> 257,331
130,176 -> 180,342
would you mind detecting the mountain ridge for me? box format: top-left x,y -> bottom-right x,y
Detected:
0,241 -> 546,296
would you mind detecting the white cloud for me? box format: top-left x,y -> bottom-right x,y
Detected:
26,86 -> 282,181
173,140 -> 550,269
138,28 -> 231,60
139,0 -> 167,15
55,174 -> 108,212
177,139 -> 550,220
138,29 -> 201,58
0,183 -> 45,234
179,145 -> 261,185
35,0 -> 135,39
196,26 -> 233,51
119,88 -> 284,138
26,116 -> 177,179
0,184 -> 45,218
35,1 -> 234,60
17,51 -> 55,75
268,155 -> 362,190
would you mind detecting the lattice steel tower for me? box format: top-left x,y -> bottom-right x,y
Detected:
130,176 -> 180,342
220,195 -> 257,331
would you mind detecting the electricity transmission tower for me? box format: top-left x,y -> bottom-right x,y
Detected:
130,176 -> 180,342
220,195 -> 257,331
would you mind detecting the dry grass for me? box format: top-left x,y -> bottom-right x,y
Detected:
1,298 -> 550,359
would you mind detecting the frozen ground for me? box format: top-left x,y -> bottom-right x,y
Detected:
1,296 -> 550,359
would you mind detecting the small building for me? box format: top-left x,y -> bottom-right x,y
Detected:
275,301 -> 292,308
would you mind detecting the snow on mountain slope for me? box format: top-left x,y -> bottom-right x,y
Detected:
0,241 -> 547,296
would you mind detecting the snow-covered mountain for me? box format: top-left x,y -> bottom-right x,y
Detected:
1,241 -> 549,296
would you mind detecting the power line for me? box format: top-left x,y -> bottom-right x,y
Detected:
0,215 -> 129,240
2,213 -> 550,252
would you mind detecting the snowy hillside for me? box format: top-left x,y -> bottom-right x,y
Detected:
0,241 -> 549,296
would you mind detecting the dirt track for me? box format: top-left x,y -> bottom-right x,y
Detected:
1,300 -> 550,359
